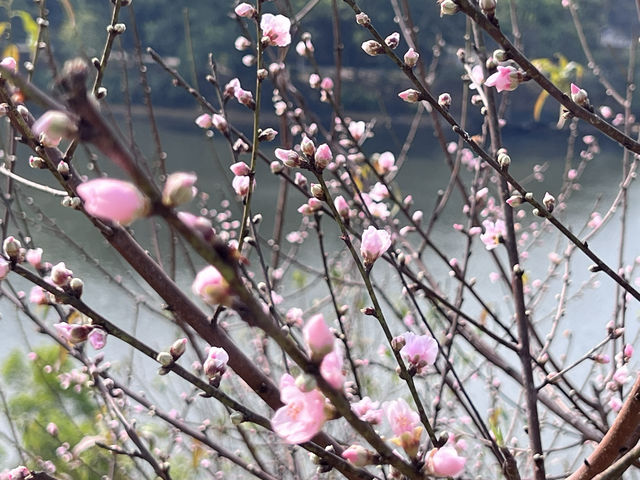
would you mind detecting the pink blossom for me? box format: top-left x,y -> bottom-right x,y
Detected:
88,328 -> 107,350
613,365 -> 629,385
384,398 -> 422,457
230,162 -> 251,176
425,446 -> 466,477
624,344 -> 634,361
203,346 -> 229,379
360,226 -> 391,267
400,332 -> 438,373
32,110 -> 77,147
303,314 -> 334,361
0,56 -> 17,73
377,151 -> 397,174
232,175 -> 252,197
309,73 -> 321,88
485,66 -> 521,92
351,396 -> 383,424
46,422 -> 58,436
77,179 -> 149,225
600,106 -> 613,118
234,87 -> 254,107
234,3 -> 255,17
470,65 -> 484,86
348,121 -> 366,142
480,219 -> 506,250
162,172 -> 197,207
275,148 -> 301,168
0,257 -> 8,280
260,14 -> 291,47
609,396 -> 622,412
320,344 -> 344,389
195,114 -> 212,129
51,262 -> 72,287
567,169 -> 578,180
271,374 -> 326,444
369,182 -> 389,202
54,323 -> 92,344
398,89 -> 420,103
192,266 -> 231,306
29,286 -> 47,305
26,248 -> 43,269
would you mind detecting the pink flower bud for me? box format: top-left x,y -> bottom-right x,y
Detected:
260,14 -> 291,47
320,344 -> 344,389
342,445 -> 375,467
195,114 -> 212,129
320,77 -> 334,91
211,114 -> 228,133
232,175 -> 252,197
234,88 -> 254,107
3,236 -> 21,260
230,162 -> 251,177
275,148 -> 302,168
162,172 -> 197,207
334,195 -> 349,218
0,56 -> 17,74
88,328 -> 107,350
203,346 -> 229,379
385,32 -> 400,49
300,136 -> 316,157
360,226 -> 391,267
51,262 -> 73,287
234,3 -> 255,17
404,48 -> 419,67
270,161 -> 283,173
377,151 -> 397,174
54,323 -> 92,344
235,36 -> 251,51
32,110 -> 77,147
46,422 -> 58,436
314,143 -> 332,170
29,286 -> 47,305
570,83 -> 589,106
309,73 -> 321,88
77,179 -> 149,225
624,344 -> 634,360
398,89 -> 421,103
170,338 -> 187,360
303,313 -> 334,362
192,266 -> 231,306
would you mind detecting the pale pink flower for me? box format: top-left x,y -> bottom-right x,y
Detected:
0,56 -> 17,73
348,121 -> 366,142
360,226 -> 391,267
195,114 -> 212,129
485,66 -> 521,92
480,219 -> 506,250
203,346 -> 229,379
341,445 -> 375,467
309,73 -> 321,88
351,396 -> 383,424
29,286 -> 47,305
230,162 -> 251,176
404,48 -> 419,67
234,3 -> 255,17
234,87 -> 254,107
26,248 -> 43,269
320,343 -> 344,389
232,175 -> 252,197
162,172 -> 197,207
271,374 -> 326,443
377,151 -> 397,174
0,257 -> 9,280
470,65 -> 484,86
54,323 -> 92,344
320,77 -> 334,91
260,14 -> 291,47
369,182 -> 389,202
384,398 -> 422,457
588,212 -> 603,229
624,344 -> 634,361
609,396 -> 622,412
400,332 -> 438,373
303,314 -> 334,361
613,365 -> 629,386
424,446 -> 466,477
77,179 -> 149,225
88,328 -> 107,350
51,262 -> 72,287
192,266 -> 231,306
32,110 -> 77,147
285,307 -> 304,326
600,105 -> 613,118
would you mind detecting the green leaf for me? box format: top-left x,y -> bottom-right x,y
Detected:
12,10 -> 38,49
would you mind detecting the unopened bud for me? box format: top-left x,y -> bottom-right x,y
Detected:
3,236 -> 21,260
258,128 -> 277,142
310,183 -> 324,200
361,40 -> 384,56
497,152 -> 511,168
301,136 -> 316,157
480,0 -> 497,15
360,307 -> 375,316
230,412 -> 245,425
570,83 -> 589,107
543,192 -> 555,213
493,49 -> 507,62
391,335 -> 406,352
440,0 -> 459,16
69,277 -> 84,297
57,161 -> 70,177
170,338 -> 187,360
355,12 -> 370,25
404,48 -> 419,68
156,351 -> 173,367
270,161 -> 284,174
399,89 -> 421,103
385,32 -> 400,49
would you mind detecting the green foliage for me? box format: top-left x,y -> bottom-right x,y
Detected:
1,346 -> 133,478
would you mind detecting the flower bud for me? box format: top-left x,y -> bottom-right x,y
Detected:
440,0 -> 459,16
258,128 -> 278,142
275,148 -> 302,168
211,114 -> 228,134
26,248 -> 43,269
493,49 -> 507,62
234,3 -> 255,17
69,277 -> 84,297
162,172 -> 198,207
270,161 -> 284,174
29,155 -> 45,169
303,314 -> 335,362
51,262 -> 73,287
310,183 -> 324,200
230,412 -> 245,425
361,40 -> 384,56
543,192 -> 555,213
399,89 -> 421,103
192,266 -> 231,306
301,136 -> 316,158
156,351 -> 173,367
480,0 -> 497,15
3,236 -> 21,261
570,83 -> 589,107
385,32 -> 400,49
170,338 -> 187,360
314,143 -> 332,170
203,346 -> 229,380
438,93 -> 452,109
342,445 -> 376,467
498,152 -> 511,168
0,257 -> 9,280
355,12 -> 370,25
404,48 -> 419,68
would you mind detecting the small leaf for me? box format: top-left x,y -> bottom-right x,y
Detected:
12,10 -> 38,49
